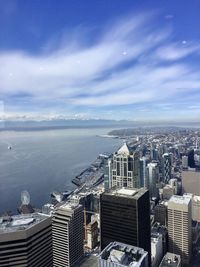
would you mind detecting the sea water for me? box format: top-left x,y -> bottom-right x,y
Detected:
0,128 -> 122,213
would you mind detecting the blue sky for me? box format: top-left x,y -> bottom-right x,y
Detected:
1,0 -> 200,121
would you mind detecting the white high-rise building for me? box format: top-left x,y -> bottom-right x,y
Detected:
109,143 -> 140,188
52,202 -> 84,267
182,155 -> 188,169
168,195 -> 192,266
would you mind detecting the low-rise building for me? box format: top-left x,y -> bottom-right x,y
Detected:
98,241 -> 148,267
86,220 -> 99,250
159,252 -> 181,267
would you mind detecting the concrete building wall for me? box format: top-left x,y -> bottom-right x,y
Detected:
0,215 -> 53,267
168,195 -> 192,265
182,170 -> 200,195
52,204 -> 84,267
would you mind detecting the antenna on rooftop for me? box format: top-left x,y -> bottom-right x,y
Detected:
21,190 -> 30,205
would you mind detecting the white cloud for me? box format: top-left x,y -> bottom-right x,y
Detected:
0,12 -> 200,120
155,42 -> 200,61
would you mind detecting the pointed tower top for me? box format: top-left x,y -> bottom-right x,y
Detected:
117,143 -> 130,155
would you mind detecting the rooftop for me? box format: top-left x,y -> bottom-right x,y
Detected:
79,255 -> 98,267
0,213 -> 50,234
168,195 -> 192,205
117,143 -> 130,155
107,187 -> 148,199
159,252 -> 181,267
57,200 -> 81,211
99,241 -> 148,266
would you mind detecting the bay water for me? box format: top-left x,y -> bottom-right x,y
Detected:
0,128 -> 122,213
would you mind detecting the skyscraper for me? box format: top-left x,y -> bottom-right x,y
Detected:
139,156 -> 149,187
188,149 -> 195,168
168,195 -> 192,266
109,143 -> 140,189
162,153 -> 171,183
146,162 -> 159,198
182,155 -> 188,169
100,187 -> 151,265
0,213 -> 53,267
52,202 -> 84,267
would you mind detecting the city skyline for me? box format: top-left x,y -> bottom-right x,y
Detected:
1,0 -> 200,121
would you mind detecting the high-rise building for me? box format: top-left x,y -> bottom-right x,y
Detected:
192,195 -> 200,222
0,213 -> 53,267
109,143 -> 140,189
188,149 -> 195,168
182,155 -> 188,169
154,201 -> 168,226
182,169 -> 200,195
139,156 -> 149,187
100,188 -> 151,265
146,162 -> 159,198
168,195 -> 192,266
52,202 -> 84,267
162,153 -> 171,183
98,241 -> 149,267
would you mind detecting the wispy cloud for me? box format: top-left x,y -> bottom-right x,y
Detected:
0,11 -> 200,120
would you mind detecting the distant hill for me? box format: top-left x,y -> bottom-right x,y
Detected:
0,119 -> 135,131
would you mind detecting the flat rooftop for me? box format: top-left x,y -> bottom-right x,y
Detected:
106,187 -> 148,199
159,252 -> 181,267
79,255 -> 98,267
0,213 -> 50,234
168,195 -> 192,205
99,241 -> 148,266
55,199 -> 82,211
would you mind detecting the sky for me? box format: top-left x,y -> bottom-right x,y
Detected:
1,0 -> 200,122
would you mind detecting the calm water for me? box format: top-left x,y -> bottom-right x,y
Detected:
0,128 -> 122,213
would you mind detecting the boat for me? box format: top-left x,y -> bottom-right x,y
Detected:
8,146 -> 12,150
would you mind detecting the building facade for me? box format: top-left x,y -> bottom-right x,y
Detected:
146,162 -> 159,198
162,153 -> 171,183
168,195 -> 192,266
52,202 -> 84,267
100,188 -> 151,265
109,143 -> 140,189
0,213 -> 53,267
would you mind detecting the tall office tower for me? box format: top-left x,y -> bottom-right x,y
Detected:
150,143 -> 158,161
162,153 -> 171,183
146,162 -> 159,198
0,213 -> 53,267
104,158 -> 112,190
52,202 -> 84,267
188,149 -> 195,168
98,242 -> 149,267
109,143 -> 140,189
182,169 -> 200,195
154,201 -> 168,226
182,155 -> 188,169
139,156 -> 148,187
100,188 -> 151,265
192,195 -> 200,222
168,195 -> 192,266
